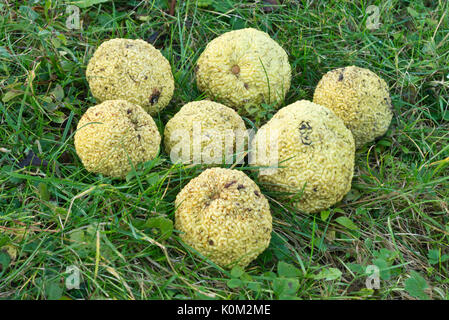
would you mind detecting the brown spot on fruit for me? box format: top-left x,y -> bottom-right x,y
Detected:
208,239 -> 214,245
338,73 -> 344,81
231,65 -> 240,75
210,193 -> 220,201
224,180 -> 237,188
127,72 -> 137,83
244,83 -> 249,89
254,191 -> 260,197
299,121 -> 312,131
149,88 -> 161,105
237,184 -> 245,190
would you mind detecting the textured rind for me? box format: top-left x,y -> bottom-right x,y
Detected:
74,100 -> 161,178
251,100 -> 355,213
196,28 -> 291,112
313,65 -> 393,148
86,38 -> 174,115
164,100 -> 248,164
175,168 -> 272,268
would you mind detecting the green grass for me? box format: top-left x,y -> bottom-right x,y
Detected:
0,0 -> 448,300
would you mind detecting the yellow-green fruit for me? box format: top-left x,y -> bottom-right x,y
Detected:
74,100 -> 161,178
313,66 -> 393,148
164,100 -> 248,164
86,38 -> 174,115
251,100 -> 355,213
195,28 -> 291,112
175,168 -> 272,268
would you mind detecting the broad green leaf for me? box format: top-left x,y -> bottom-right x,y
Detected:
50,84 -> 64,102
273,278 -> 299,297
38,183 -> 50,201
344,189 -> 361,202
2,91 -> 23,103
263,271 -> 277,280
212,0 -> 234,13
335,216 -> 358,230
19,6 -> 38,21
230,265 -> 245,279
405,272 -> 429,300
227,278 -> 243,289
246,282 -> 261,293
320,210 -> 330,221
312,267 -> 342,281
69,230 -> 91,258
428,249 -> 439,265
86,223 -> 100,237
348,263 -> 365,275
70,230 -> 85,243
277,261 -> 301,278
377,139 -> 392,147
428,249 -> 449,265
143,216 -> 173,241
0,251 -> 11,273
373,258 -> 390,280
407,7 -> 419,18
401,145 -> 411,154
240,272 -> 252,282
49,111 -> 67,124
374,248 -> 397,262
45,281 -> 64,300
